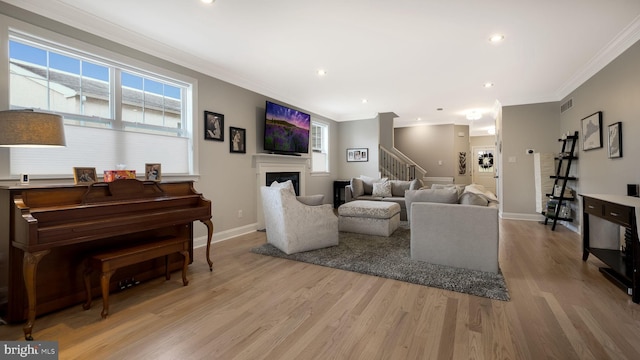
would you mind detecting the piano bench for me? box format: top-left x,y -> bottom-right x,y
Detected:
82,237 -> 190,319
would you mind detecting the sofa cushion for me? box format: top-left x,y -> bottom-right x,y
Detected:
431,183 -> 465,197
297,194 -> 325,206
409,178 -> 424,190
405,188 -> 459,221
359,175 -> 388,194
373,181 -> 392,197
458,192 -> 489,206
350,178 -> 365,197
389,180 -> 411,197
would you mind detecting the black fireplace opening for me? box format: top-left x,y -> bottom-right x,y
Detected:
266,172 -> 300,195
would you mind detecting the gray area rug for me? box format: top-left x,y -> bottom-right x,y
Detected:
251,225 -> 509,301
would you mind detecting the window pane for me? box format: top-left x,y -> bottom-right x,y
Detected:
50,52 -> 80,73
81,61 -> 110,118
9,41 -> 46,65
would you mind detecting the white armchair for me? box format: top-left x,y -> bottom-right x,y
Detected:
260,183 -> 339,254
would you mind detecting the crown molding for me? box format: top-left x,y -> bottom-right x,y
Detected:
555,14 -> 640,100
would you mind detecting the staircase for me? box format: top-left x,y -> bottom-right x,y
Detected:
379,145 -> 427,181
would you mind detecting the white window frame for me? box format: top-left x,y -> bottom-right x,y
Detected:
0,16 -> 199,179
311,120 -> 329,174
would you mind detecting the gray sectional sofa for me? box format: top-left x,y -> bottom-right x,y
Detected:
344,176 -> 423,221
405,186 -> 500,273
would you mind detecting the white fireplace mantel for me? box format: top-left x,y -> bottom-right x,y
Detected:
253,153 -> 310,229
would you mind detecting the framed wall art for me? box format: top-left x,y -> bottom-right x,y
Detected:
204,111 -> 224,141
347,148 -> 368,162
230,127 -> 246,153
581,111 -> 602,151
73,167 -> 97,184
608,122 -> 622,158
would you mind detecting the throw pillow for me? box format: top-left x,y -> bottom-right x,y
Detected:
350,178 -> 365,198
390,180 -> 411,197
409,178 -> 424,190
372,181 -> 392,197
270,180 -> 296,196
458,192 -> 489,206
359,175 -> 388,195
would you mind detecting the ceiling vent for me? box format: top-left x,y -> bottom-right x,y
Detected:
560,98 -> 573,113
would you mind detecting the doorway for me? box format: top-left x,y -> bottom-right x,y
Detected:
471,146 -> 496,194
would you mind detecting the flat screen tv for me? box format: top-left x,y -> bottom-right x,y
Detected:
264,101 -> 310,155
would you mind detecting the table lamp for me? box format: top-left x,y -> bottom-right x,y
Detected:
0,110 -> 66,147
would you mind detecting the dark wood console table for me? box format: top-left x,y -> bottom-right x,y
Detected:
333,180 -> 350,209
581,194 -> 639,303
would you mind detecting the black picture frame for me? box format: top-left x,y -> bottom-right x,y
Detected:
581,111 -> 602,151
346,148 -> 368,162
230,127 -> 246,153
204,111 -> 224,141
608,122 -> 622,158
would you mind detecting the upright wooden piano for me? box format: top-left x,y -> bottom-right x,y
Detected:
0,179 -> 213,340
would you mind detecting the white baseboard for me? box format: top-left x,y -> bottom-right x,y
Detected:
500,212 -> 543,221
194,222 -> 260,249
499,212 -> 581,234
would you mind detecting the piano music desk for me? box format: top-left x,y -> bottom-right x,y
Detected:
83,237 -> 190,319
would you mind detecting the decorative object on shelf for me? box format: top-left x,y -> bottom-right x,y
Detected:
347,148 -> 368,162
204,111 -> 224,141
581,111 -> 602,150
458,152 -> 466,175
229,127 -> 246,153
608,121 -> 622,158
145,163 -> 161,181
20,174 -> 30,185
103,170 -> 136,182
73,167 -> 97,184
0,110 -> 66,147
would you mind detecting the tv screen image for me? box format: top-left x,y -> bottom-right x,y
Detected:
264,101 -> 310,154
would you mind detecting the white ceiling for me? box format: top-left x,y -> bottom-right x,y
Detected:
5,0 -> 640,135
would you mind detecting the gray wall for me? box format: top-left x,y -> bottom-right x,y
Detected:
0,3 -> 341,241
500,102 -> 560,219
338,117 -> 379,179
559,38 -> 640,232
394,124 -> 456,177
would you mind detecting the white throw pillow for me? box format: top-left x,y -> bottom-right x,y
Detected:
359,175 -> 388,194
372,181 -> 392,197
270,180 -> 296,195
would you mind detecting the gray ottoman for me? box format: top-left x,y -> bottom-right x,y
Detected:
338,200 -> 401,236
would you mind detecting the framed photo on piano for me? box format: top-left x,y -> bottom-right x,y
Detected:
145,163 -> 162,181
73,167 -> 97,184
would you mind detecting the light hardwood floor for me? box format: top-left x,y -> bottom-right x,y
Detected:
1,219 -> 640,359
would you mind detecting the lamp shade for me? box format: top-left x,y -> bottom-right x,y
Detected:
0,110 -> 66,147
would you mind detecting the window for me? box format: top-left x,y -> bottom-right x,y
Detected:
311,121 -> 329,173
6,32 -> 193,177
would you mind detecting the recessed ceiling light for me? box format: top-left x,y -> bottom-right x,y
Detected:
362,99 -> 368,104
489,34 -> 505,43
317,69 -> 327,76
417,117 -> 422,121
436,108 -> 443,111
201,0 -> 215,4
484,82 -> 494,88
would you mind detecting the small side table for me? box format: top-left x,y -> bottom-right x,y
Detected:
333,180 -> 351,209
